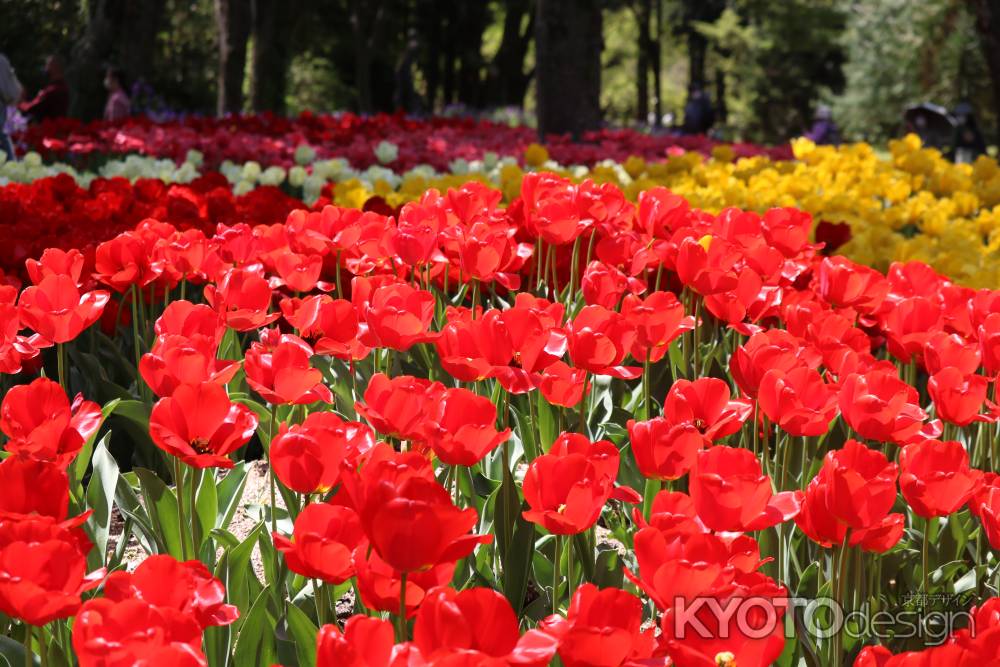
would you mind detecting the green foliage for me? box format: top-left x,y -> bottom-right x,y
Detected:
696,0 -> 846,143
833,0 -> 995,142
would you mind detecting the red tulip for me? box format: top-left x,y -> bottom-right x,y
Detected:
838,369 -> 927,444
0,516 -> 104,626
356,373 -> 445,442
521,432 -> 642,535
203,268 -> 280,331
758,366 -> 839,436
620,291 -> 694,363
565,305 -> 640,379
353,545 -> 455,615
815,255 -> 889,314
928,366 -> 990,427
663,377 -> 752,441
94,232 -> 163,292
538,584 -> 655,667
102,554 -> 238,629
244,328 -> 333,405
149,382 -> 258,468
413,587 -> 558,666
900,439 -> 982,517
140,334 -> 240,398
675,234 -> 741,295
274,504 -> 366,584
538,361 -> 589,408
580,260 -> 638,309
18,274 -> 110,343
422,387 -> 511,466
154,301 -> 226,348
690,446 -> 803,532
26,247 -> 85,285
729,329 -> 818,399
627,417 -> 704,481
924,332 -> 981,376
317,616 -> 420,667
362,282 -> 437,351
346,446 -> 490,572
270,412 -> 374,495
73,597 -> 207,667
0,456 -> 70,522
0,377 -> 102,466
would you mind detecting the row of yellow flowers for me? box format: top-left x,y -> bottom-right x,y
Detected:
331,135 -> 1000,289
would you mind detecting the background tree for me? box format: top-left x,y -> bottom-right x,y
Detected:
535,0 -> 603,138
967,0 -> 1000,142
214,0 -> 250,115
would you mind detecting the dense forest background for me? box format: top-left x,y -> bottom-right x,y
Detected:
4,0 -> 1000,144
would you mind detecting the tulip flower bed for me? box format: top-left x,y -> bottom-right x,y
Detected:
2,171 -> 1000,666
14,113 -> 789,170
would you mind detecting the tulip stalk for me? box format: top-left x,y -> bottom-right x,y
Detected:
173,458 -> 192,560
396,572 -> 408,641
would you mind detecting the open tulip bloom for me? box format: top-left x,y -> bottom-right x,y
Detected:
3,161 -> 1000,667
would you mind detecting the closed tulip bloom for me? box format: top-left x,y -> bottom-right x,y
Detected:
522,453 -> 613,535
18,274 -> 110,343
149,382 -> 258,468
154,301 -> 226,349
422,387 -> 511,467
758,366 -> 839,437
244,328 -> 332,405
274,504 -> 366,584
94,232 -> 162,292
25,247 -> 86,286
0,377 -> 102,466
927,366 -> 990,427
690,446 -> 803,532
900,439 -> 982,518
627,417 -> 704,481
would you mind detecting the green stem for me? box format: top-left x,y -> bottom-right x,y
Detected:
56,342 -> 67,394
396,572 -> 408,641
566,533 -> 575,604
23,624 -> 31,667
268,403 -> 278,537
313,579 -> 326,626
174,459 -> 191,560
923,516 -> 931,593
130,286 -> 146,401
552,535 -> 561,614
578,372 -> 590,435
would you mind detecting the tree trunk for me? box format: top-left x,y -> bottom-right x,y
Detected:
535,0 -> 603,140
215,0 -> 250,115
346,0 -> 385,114
489,0 -> 535,107
969,0 -> 1000,142
688,28 -> 706,88
455,2 -> 489,107
651,0 -> 662,125
68,0 -> 164,120
251,0 -> 290,113
420,0 -> 443,111
635,0 -> 650,124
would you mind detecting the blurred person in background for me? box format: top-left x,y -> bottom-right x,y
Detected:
0,53 -> 22,161
805,104 -> 841,145
103,66 -> 131,122
19,55 -> 69,122
682,84 -> 715,135
951,101 -> 986,164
